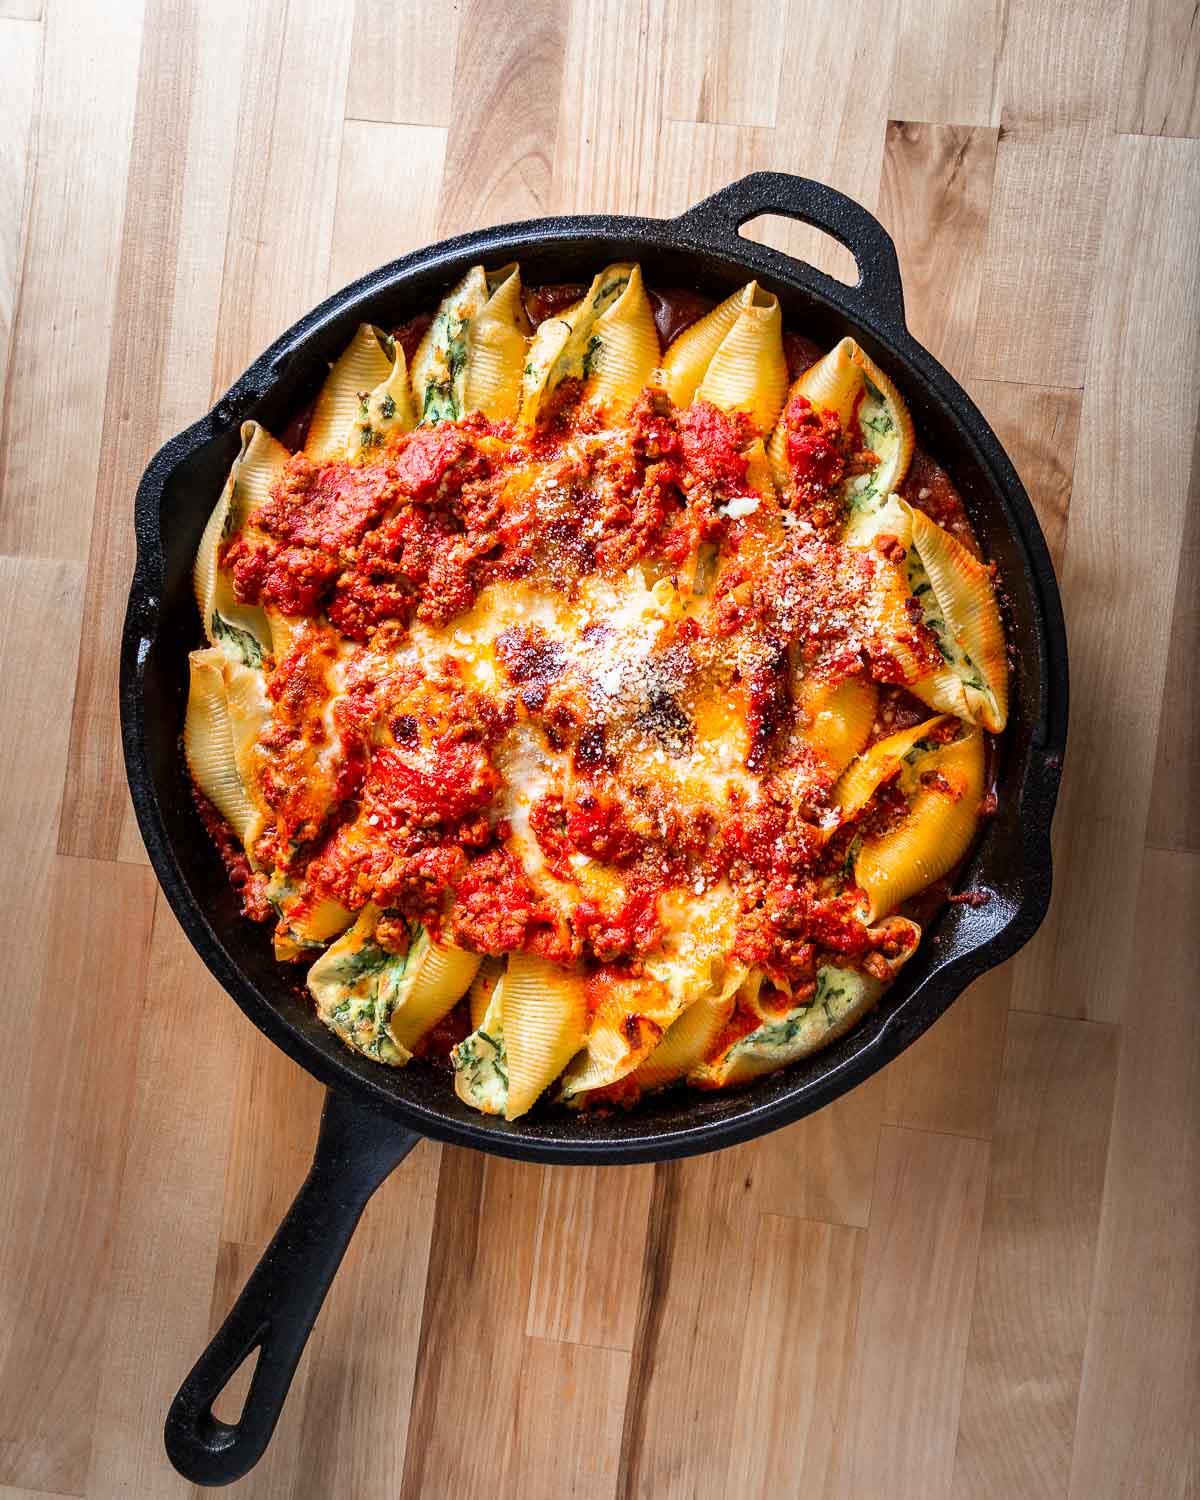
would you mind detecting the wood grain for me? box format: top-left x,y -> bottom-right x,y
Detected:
211,0 -> 353,392
662,0 -> 783,128
399,1152 -> 545,1499
0,1 -> 143,559
765,1 -> 901,278
843,1127 -> 991,1500
0,557 -> 84,1127
891,0 -> 1003,126
878,122 -> 1000,378
726,1215 -> 866,1499
526,1164 -> 655,1349
4,2 -> 1199,1495
513,1339 -> 632,1499
329,120 -> 447,290
616,1154 -> 759,1499
0,857 -> 155,1494
218,1036 -> 325,1251
1069,849 -> 1200,1500
732,1069 -> 890,1229
435,0 -> 567,236
550,0 -> 666,214
346,0 -> 461,128
58,0 -> 247,863
1117,0 -> 1200,138
970,0 -> 1126,386
968,378 -> 1081,571
262,1138 -> 441,1499
1146,404 -> 1200,852
85,904 -> 244,1500
882,970 -> 1012,1140
0,18 -> 40,426
951,1012 -> 1119,1498
1010,134 -> 1200,1024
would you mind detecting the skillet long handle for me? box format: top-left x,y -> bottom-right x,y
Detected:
164,1089 -> 421,1487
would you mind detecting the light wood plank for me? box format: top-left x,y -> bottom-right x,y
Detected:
843,1127 -> 990,1500
994,0 -> 1128,135
951,1012 -> 1119,1499
0,1 -> 144,559
882,970 -> 1011,1140
0,856 -> 156,1495
57,0 -> 249,863
734,1070 -> 890,1229
1117,0 -> 1200,138
877,122 -> 1000,379
0,556 -> 84,1133
726,1215 -> 866,1499
763,2 -> 901,279
968,378 -> 1082,572
890,0 -> 1003,126
549,0 -> 666,214
0,559 -> 87,1482
346,0 -> 461,127
526,1164 -> 655,1350
1146,406 -> 1200,852
435,0 -> 568,236
513,1339 -> 632,1500
0,18 -> 40,430
971,0 -> 1127,386
1010,134 -> 1200,1023
651,119 -> 764,219
399,1152 -> 545,1498
328,120 -> 446,291
212,0 -> 353,393
218,1034 -> 325,1251
616,1153 -> 762,1499
662,0 -> 783,128
969,134 -> 1112,387
85,902 -> 243,1500
1068,850 -> 1200,1500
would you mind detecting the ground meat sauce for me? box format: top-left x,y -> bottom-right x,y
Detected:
194,276 -> 1004,1105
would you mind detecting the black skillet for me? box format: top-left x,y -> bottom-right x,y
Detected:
120,173 -> 1068,1486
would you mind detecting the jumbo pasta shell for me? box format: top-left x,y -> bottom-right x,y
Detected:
834,715 -> 956,820
905,504 -> 1008,732
694,289 -> 788,436
389,929 -> 482,1051
193,421 -> 286,666
305,323 -> 396,462
691,963 -> 884,1089
585,267 -> 662,416
502,952 -> 587,1120
853,727 -> 986,920
184,648 -> 263,850
468,955 -> 506,1030
796,674 -> 879,784
767,337 -> 914,509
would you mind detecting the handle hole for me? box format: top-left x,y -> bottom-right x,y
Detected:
737,215 -> 860,288
210,1343 -> 262,1427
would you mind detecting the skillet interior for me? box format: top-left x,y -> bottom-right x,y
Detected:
123,208 -> 1066,1165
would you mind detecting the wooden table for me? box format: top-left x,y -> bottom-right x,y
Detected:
1,0 -> 1196,1495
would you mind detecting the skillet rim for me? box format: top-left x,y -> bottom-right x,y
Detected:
120,178 -> 1067,1165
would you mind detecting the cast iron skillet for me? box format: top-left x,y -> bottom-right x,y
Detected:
121,173 -> 1067,1486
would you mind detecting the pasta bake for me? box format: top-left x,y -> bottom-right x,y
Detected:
184,263 -> 1007,1118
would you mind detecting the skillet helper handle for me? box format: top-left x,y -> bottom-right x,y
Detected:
672,171 -> 907,334
164,1089 -> 421,1487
